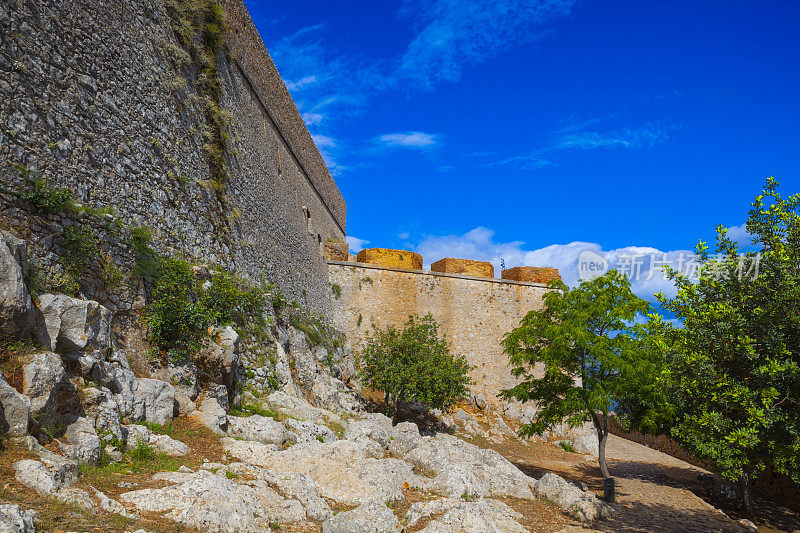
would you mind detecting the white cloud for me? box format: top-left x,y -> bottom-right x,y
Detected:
375,131 -> 441,149
414,226 -> 693,301
346,235 -> 370,253
725,223 -> 753,246
398,232 -> 410,240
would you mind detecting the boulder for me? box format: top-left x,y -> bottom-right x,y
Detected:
474,392 -> 487,410
80,387 -> 122,439
534,472 -> 605,521
131,378 -> 175,426
405,498 -> 526,532
0,375 -> 30,437
223,438 -> 418,506
22,351 -> 66,416
58,417 -> 101,464
287,326 -> 318,390
119,469 -> 302,532
0,503 -> 36,533
0,231 -> 34,339
283,418 -> 336,443
196,326 -> 240,396
14,436 -> 78,487
151,361 -> 199,401
188,397 -> 227,434
149,434 -> 190,456
122,424 -> 151,448
403,434 -> 535,499
572,432 -> 599,457
388,421 -> 423,457
321,498 -> 402,533
36,294 -> 111,354
227,414 -> 295,445
13,453 -> 78,496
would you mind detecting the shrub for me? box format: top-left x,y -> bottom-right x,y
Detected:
17,167 -> 78,214
61,226 -> 97,277
359,314 -> 472,421
201,270 -> 265,328
331,283 -> 341,299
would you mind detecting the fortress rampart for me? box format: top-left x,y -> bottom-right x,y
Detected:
328,249 -> 559,405
0,0 -> 342,316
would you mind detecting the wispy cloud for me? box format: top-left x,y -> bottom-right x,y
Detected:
395,0 -> 577,90
374,131 -> 442,150
493,121 -> 677,169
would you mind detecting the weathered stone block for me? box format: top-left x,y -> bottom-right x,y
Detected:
501,266 -> 561,284
356,248 -> 422,270
325,242 -> 350,261
431,258 -> 494,278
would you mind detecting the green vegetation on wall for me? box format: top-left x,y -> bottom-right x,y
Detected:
164,0 -> 231,199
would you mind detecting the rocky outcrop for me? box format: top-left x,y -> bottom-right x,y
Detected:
36,294 -> 112,355
130,378 -> 175,426
118,469 -> 308,532
0,503 -> 37,533
0,231 -> 34,339
321,498 -> 402,533
535,472 -> 612,521
405,498 -> 527,532
22,352 -> 66,417
0,375 -> 30,437
58,417 -> 101,465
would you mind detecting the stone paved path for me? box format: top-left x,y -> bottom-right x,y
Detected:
590,435 -> 751,533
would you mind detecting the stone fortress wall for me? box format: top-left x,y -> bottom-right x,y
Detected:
327,247 -> 561,406
0,0 -> 343,317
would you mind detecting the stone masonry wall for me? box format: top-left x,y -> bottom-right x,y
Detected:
328,261 -> 551,405
0,0 -> 343,318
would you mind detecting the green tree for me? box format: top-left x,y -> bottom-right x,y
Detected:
358,314 -> 472,423
501,271 -> 653,480
656,177 -> 800,516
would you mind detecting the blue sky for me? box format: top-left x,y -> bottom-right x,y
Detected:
246,0 -> 800,300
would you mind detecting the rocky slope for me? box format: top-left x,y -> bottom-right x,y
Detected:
0,229 -> 611,532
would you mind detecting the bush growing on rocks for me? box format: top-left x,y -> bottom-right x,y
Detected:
358,314 -> 472,422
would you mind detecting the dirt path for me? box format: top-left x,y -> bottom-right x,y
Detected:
470,432 -> 800,533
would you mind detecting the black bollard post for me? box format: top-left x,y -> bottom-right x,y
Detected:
603,477 -> 615,503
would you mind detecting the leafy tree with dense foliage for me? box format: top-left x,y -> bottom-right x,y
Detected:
653,178 -> 800,516
358,314 -> 472,423
501,271 -> 654,480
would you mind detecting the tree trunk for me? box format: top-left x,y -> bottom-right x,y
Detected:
596,413 -> 611,479
740,471 -> 754,518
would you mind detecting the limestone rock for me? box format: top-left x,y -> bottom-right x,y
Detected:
149,434 -> 190,456
22,351 -> 66,416
227,414 -> 295,446
0,503 -> 36,533
405,498 -> 526,532
90,486 -> 135,518
188,397 -> 227,435
223,438 -> 419,506
388,421 -> 423,457
534,472 -> 604,521
13,453 -> 78,496
473,392 -> 487,410
36,294 -> 111,354
572,432 -> 599,457
196,326 -> 239,395
283,418 -> 336,443
321,498 -> 401,533
0,375 -> 30,437
122,424 -> 151,448
119,469 -> 299,532
131,378 -> 175,426
81,387 -> 122,439
0,231 -> 34,339
403,434 -> 535,499
58,417 -> 101,464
